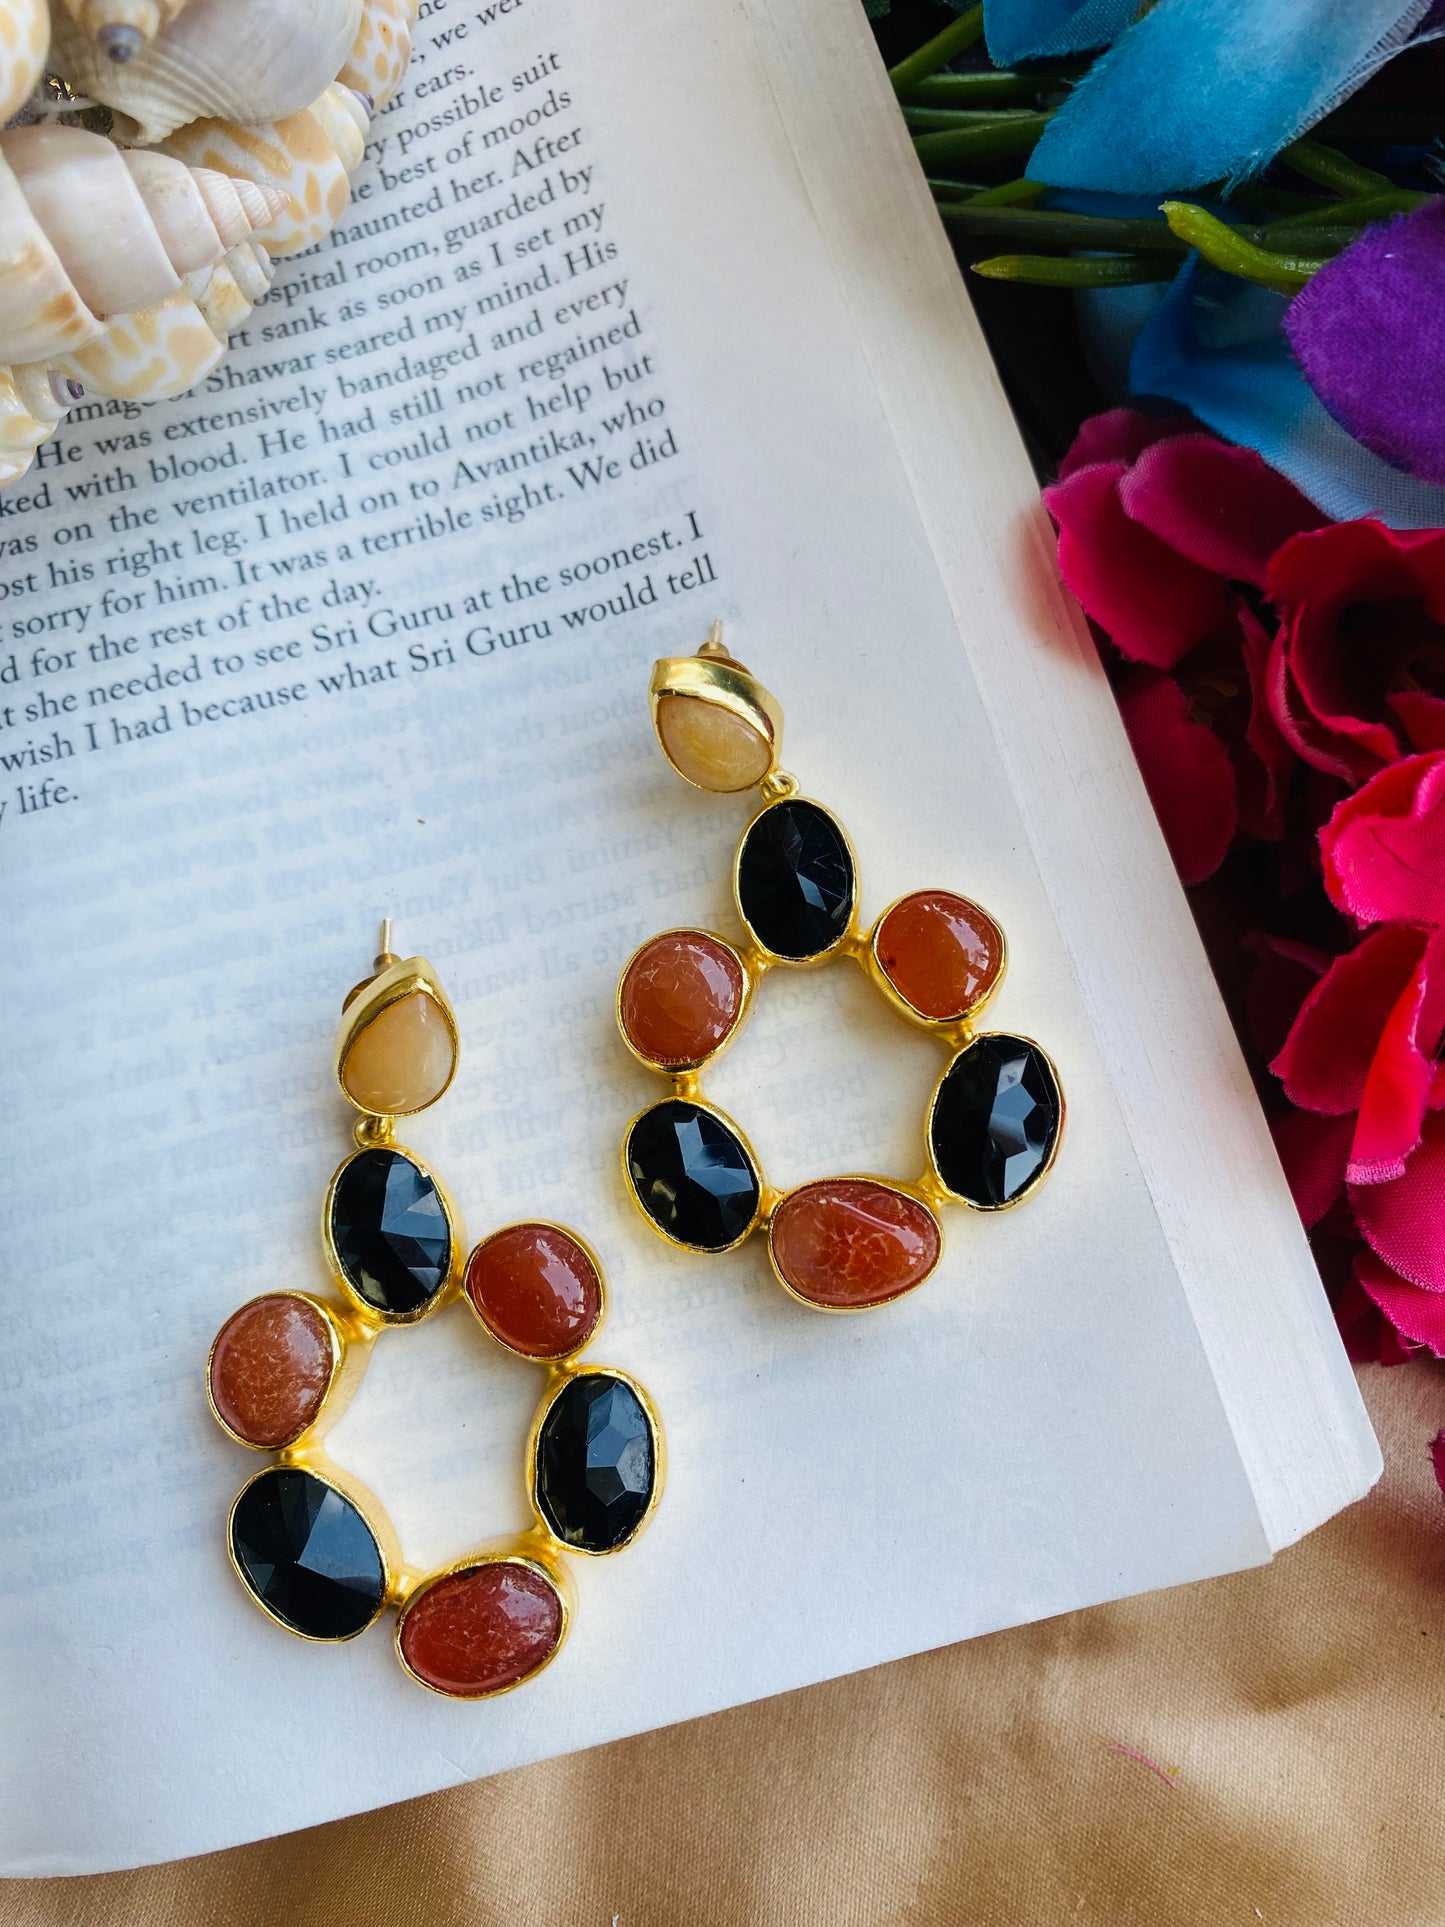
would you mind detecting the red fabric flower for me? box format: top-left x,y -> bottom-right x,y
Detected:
1319,751 -> 1445,929
1046,410 -> 1323,671
1117,669 -> 1235,885
1267,523 -> 1445,782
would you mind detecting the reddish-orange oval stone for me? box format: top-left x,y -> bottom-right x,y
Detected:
874,890 -> 1004,1021
466,1222 -> 603,1359
399,1561 -> 564,1698
770,1179 -> 942,1309
619,929 -> 744,1068
209,1294 -> 334,1447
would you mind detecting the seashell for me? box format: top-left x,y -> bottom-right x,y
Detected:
121,150 -> 287,273
0,126 -> 285,369
338,0 -> 417,113
0,152 -> 106,365
56,278 -> 225,399
60,0 -> 193,69
49,0 -> 364,145
0,363 -> 80,485
162,85 -> 371,257
0,0 -> 50,126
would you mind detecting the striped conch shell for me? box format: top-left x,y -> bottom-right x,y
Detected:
0,0 -> 50,125
339,0 -> 418,114
162,84 -> 370,257
0,364 -> 82,486
49,0 -> 363,144
58,0 -> 191,68
0,125 -> 285,366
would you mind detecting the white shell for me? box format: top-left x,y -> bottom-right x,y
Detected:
0,153 -> 106,365
0,126 -> 286,367
50,0 -> 364,144
0,0 -> 50,126
59,0 -> 193,67
0,363 -> 76,467
339,0 -> 417,112
162,84 -> 371,257
56,279 -> 225,399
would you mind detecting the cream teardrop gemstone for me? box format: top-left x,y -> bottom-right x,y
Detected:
340,990 -> 455,1114
656,693 -> 772,792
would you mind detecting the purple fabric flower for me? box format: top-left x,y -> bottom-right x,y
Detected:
1284,200 -> 1445,489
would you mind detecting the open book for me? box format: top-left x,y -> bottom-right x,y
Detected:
0,0 -> 1378,1876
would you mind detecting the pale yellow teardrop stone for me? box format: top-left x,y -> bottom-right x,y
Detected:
656,694 -> 771,792
341,991 -> 455,1114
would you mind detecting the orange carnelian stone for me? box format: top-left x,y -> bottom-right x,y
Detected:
770,1179 -> 941,1309
399,1562 -> 564,1698
466,1222 -> 603,1359
619,929 -> 744,1068
209,1294 -> 333,1447
875,890 -> 1003,1021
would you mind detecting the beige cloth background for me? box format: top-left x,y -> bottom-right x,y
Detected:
9,1364 -> 1443,1927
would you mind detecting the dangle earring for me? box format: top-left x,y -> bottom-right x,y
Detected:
207,923 -> 663,1698
617,625 -> 1063,1311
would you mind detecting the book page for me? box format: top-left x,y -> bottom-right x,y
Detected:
0,0 -> 1368,1875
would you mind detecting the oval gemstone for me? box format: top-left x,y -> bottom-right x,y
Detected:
657,692 -> 772,792
875,890 -> 1005,1021
230,1467 -> 385,1640
930,1034 -> 1061,1207
466,1222 -> 603,1360
619,929 -> 745,1068
535,1372 -> 656,1553
770,1179 -> 942,1309
626,1098 -> 760,1250
209,1293 -> 334,1448
330,1147 -> 450,1318
340,988 -> 455,1115
399,1560 -> 564,1697
736,799 -> 855,960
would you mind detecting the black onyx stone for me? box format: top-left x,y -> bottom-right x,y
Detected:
626,1099 -> 760,1250
535,1372 -> 655,1553
930,1033 -> 1061,1207
230,1467 -> 385,1640
330,1148 -> 449,1316
736,799 -> 855,960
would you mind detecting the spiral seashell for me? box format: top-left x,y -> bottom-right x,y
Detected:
59,0 -> 191,68
0,127 -> 285,366
338,0 -> 418,114
49,0 -> 364,145
162,84 -> 371,257
0,0 -> 50,126
56,278 -> 225,399
0,363 -> 81,485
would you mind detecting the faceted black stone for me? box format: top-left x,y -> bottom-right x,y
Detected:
330,1148 -> 449,1316
736,799 -> 855,960
230,1467 -> 385,1640
535,1372 -> 655,1553
626,1099 -> 760,1250
930,1033 -> 1061,1208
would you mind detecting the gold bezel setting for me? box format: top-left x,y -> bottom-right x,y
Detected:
618,628 -> 1064,1311
334,952 -> 460,1117
210,930 -> 663,1695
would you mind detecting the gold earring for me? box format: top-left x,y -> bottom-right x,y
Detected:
207,924 -> 664,1697
617,625 -> 1063,1312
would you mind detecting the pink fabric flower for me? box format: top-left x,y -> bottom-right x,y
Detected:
1267,523 -> 1445,782
1117,669 -> 1235,884
1319,751 -> 1445,929
1045,409 -> 1323,670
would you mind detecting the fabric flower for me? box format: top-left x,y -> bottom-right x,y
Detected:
1319,750 -> 1445,928
1117,668 -> 1236,884
1267,523 -> 1445,782
1045,411 -> 1323,669
1284,200 -> 1445,491
1018,0 -> 1438,193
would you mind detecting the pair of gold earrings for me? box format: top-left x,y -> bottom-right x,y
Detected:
207,626 -> 1062,1698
